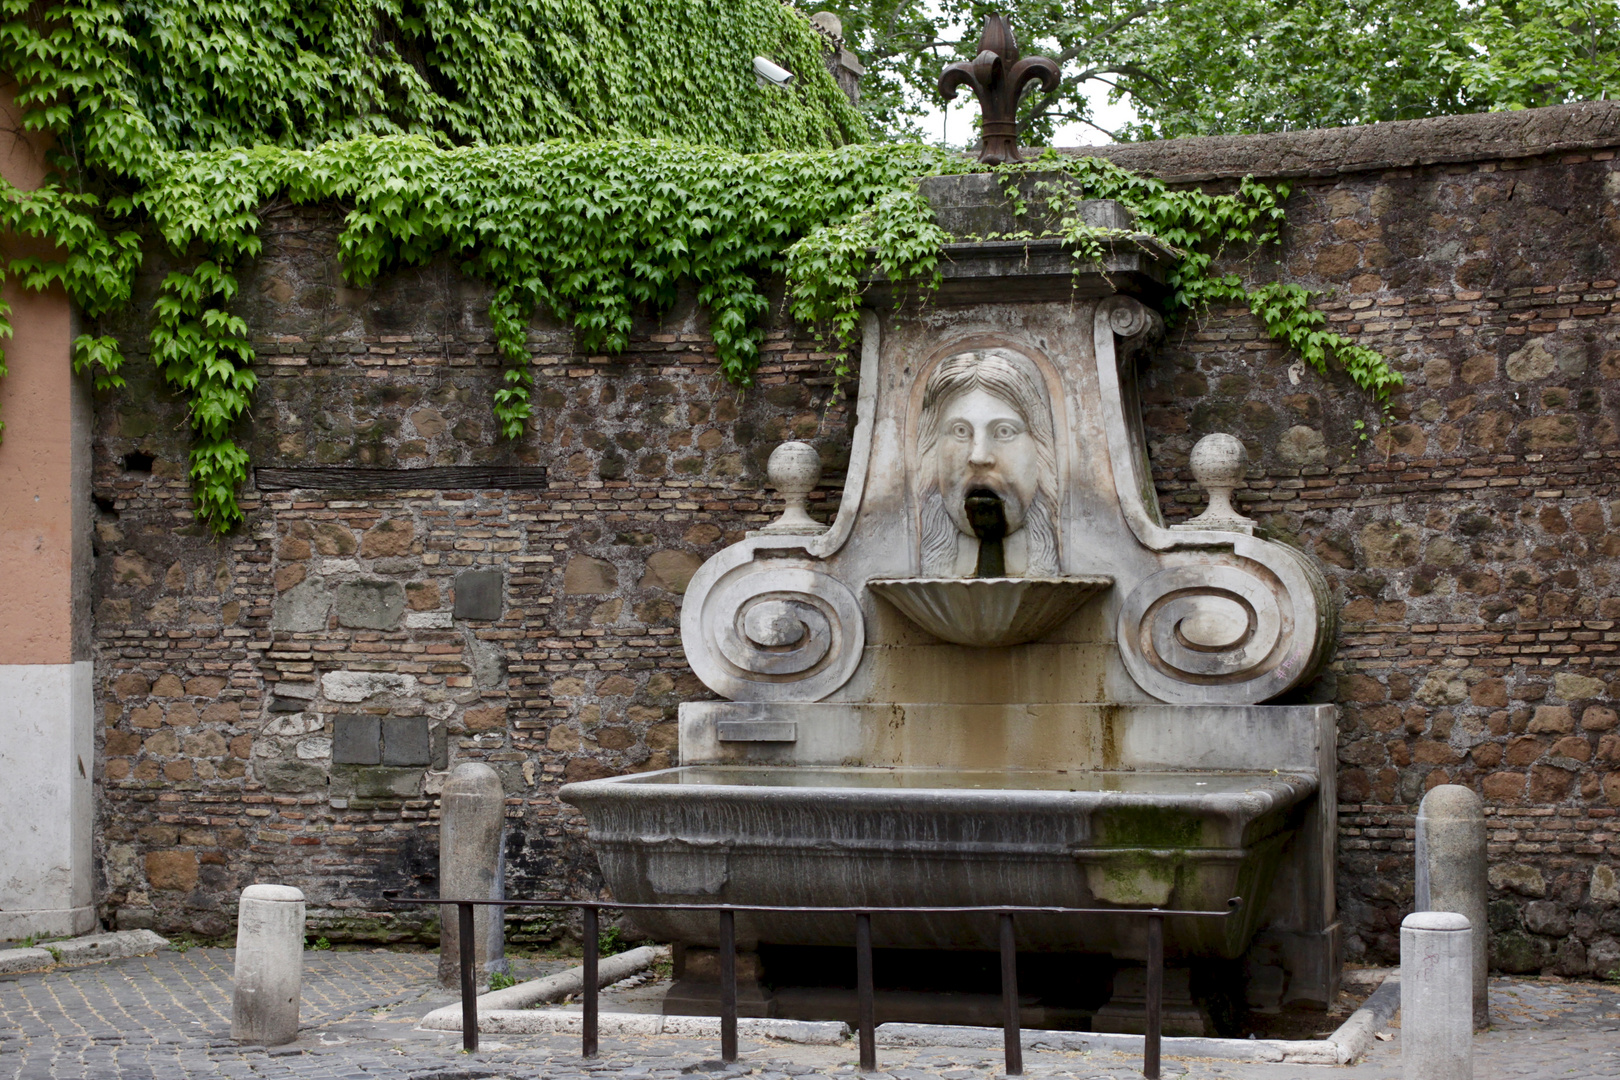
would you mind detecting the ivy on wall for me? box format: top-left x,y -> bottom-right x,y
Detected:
0,0 -> 1399,533
786,155 -> 1405,408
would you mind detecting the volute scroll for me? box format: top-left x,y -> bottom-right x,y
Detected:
679,543 -> 865,703
1116,540 -> 1331,704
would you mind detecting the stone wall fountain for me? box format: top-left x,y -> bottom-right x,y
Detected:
561,172 -> 1341,1033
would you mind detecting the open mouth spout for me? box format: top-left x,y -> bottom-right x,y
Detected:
964,488 -> 1007,577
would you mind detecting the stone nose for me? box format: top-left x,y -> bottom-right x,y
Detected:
968,429 -> 996,466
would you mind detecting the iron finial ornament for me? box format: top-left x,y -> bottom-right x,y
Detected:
939,15 -> 1060,165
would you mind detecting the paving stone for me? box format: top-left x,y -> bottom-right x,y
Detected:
7,951 -> 1620,1080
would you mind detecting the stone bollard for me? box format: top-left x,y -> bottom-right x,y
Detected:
1401,911 -> 1474,1080
437,761 -> 507,989
232,884 -> 306,1045
1415,784 -> 1489,1028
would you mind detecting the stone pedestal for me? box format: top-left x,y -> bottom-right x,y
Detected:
1092,966 -> 1211,1037
663,945 -> 776,1017
1401,911 -> 1473,1080
1416,784 -> 1488,1029
436,762 -> 507,989
232,884 -> 305,1045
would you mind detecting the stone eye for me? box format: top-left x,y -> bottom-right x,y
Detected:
992,422 -> 1020,440
949,421 -> 972,440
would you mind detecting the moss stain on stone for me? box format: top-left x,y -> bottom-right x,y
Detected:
1094,803 -> 1205,849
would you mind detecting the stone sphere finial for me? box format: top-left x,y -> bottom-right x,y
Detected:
1172,433 -> 1255,534
809,11 -> 842,38
758,441 -> 827,535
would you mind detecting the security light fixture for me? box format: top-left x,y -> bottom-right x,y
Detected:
753,56 -> 794,86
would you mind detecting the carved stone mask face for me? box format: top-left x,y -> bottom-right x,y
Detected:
933,387 -> 1040,537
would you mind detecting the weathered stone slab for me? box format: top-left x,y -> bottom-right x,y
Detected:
381,716 -> 431,766
320,671 -> 417,702
0,947 -> 55,974
918,173 -> 1133,238
332,765 -> 423,799
333,579 -> 405,630
452,570 -> 503,620
51,929 -> 168,965
256,760 -> 327,793
270,577 -> 330,632
332,715 -> 381,765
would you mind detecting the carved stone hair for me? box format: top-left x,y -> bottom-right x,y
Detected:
916,348 -> 1060,576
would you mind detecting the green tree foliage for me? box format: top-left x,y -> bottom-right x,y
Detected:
1441,0 -> 1620,110
1105,0 -> 1480,138
820,0 -> 1617,141
806,0 -> 963,141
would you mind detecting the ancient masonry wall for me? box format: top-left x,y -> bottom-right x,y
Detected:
91,104 -> 1620,975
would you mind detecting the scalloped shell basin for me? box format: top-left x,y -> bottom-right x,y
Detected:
868,576 -> 1113,647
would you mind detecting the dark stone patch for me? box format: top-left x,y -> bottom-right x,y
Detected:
333,715 -> 382,765
453,570 -> 504,621
381,717 -> 431,766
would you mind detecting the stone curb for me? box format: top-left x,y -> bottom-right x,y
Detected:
463,1010 -> 848,1044
418,945 -> 665,1029
0,947 -> 55,975
1329,971 -> 1403,1062
417,963 -> 1402,1064
0,930 -> 170,975
874,1022 -> 1340,1065
876,972 -> 1401,1065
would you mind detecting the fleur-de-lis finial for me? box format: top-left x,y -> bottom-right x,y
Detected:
938,15 -> 1060,165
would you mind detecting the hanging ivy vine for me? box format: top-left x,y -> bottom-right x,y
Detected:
0,0 -> 1399,534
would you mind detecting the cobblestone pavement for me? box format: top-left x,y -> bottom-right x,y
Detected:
2,950 -> 1618,1080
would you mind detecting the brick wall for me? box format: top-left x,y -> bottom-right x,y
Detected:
89,107 -> 1620,975
1137,120 -> 1620,976
91,218 -> 851,940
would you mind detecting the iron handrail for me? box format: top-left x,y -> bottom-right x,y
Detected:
385,893 -> 1243,1080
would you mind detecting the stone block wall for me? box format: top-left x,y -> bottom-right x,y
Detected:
89,105 -> 1620,975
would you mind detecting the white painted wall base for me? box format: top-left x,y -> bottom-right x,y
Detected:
0,662 -> 95,938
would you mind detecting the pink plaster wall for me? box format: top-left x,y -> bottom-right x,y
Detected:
0,84 -> 77,665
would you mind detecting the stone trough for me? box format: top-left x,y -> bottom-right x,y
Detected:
563,764 -> 1312,958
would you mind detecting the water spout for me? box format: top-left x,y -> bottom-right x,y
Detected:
964,489 -> 1007,577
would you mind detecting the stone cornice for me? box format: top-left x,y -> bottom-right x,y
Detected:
1056,100 -> 1620,183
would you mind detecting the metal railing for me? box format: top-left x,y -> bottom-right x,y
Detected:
386,895 -> 1242,1080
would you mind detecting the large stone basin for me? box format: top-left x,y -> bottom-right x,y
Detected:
560,766 -> 1315,961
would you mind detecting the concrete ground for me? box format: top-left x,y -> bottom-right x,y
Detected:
0,948 -> 1617,1080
